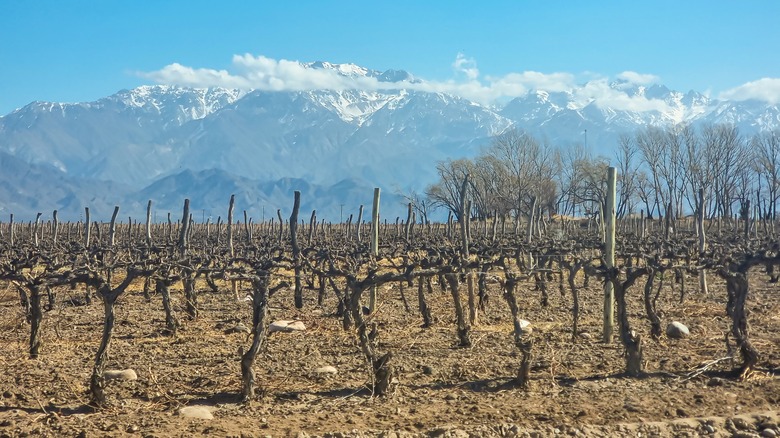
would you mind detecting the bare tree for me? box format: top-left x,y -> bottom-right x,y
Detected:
636,126 -> 667,219
702,124 -> 748,219
752,130 -> 780,220
615,134 -> 640,218
425,159 -> 473,221
395,187 -> 432,225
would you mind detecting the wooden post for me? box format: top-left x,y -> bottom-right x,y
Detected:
243,210 -> 250,243
9,214 -> 13,247
697,188 -> 709,294
145,200 -> 152,247
178,199 -> 190,255
459,175 -> 470,258
356,205 -> 364,242
84,207 -> 91,247
109,206 -> 120,247
290,191 -> 303,308
369,188 -> 380,313
52,210 -> 59,245
459,175 -> 478,325
276,209 -> 283,245
405,202 -> 413,241
227,194 -> 235,257
308,210 -> 316,245
33,212 -> 42,247
603,167 -> 617,343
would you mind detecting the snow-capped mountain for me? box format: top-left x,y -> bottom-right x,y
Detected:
1,61 -> 779,221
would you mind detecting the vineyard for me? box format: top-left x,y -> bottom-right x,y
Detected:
0,189 -> 779,438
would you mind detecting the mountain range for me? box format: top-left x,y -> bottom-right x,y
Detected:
1,61 -> 778,222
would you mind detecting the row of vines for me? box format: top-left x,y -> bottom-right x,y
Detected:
2,186 -> 778,409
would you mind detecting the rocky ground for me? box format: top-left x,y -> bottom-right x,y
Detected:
0,271 -> 777,437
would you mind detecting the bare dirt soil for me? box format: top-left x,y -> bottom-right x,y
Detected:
0,272 -> 778,437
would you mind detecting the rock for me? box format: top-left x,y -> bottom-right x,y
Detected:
104,369 -> 138,381
179,406 -> 214,420
666,321 -> 690,339
269,320 -> 306,333
225,323 -> 250,334
518,319 -> 533,335
762,429 -> 778,438
314,365 -> 338,374
578,332 -> 592,340
733,417 -> 754,430
703,424 -> 716,434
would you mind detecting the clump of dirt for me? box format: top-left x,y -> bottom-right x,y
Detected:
0,271 -> 777,437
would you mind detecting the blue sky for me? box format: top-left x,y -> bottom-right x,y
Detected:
1,1 -> 779,115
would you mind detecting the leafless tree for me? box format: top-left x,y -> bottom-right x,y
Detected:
636,126 -> 667,219
615,134 -> 640,218
425,159 -> 473,221
702,124 -> 748,219
752,130 -> 780,220
395,187 -> 432,225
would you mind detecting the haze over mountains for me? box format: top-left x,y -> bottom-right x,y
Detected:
1,61 -> 779,222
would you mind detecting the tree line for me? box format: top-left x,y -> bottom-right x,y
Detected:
424,124 -> 780,227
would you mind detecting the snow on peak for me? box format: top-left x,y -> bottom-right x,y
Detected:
112,85 -> 245,123
307,61 -> 371,78
304,61 -> 417,84
305,89 -> 404,124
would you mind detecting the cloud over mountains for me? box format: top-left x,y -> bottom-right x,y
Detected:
140,53 -> 780,112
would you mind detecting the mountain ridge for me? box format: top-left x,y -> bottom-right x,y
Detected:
1,62 -> 779,222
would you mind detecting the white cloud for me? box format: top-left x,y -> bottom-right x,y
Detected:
143,63 -> 252,89
616,71 -> 660,85
575,78 -> 672,112
139,54 -> 676,112
452,53 -> 480,81
719,78 -> 780,105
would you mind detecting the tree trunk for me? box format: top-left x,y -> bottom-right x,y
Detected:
503,274 -> 533,389
348,281 -> 394,396
241,276 -> 270,402
445,273 -> 471,347
182,271 -> 198,319
567,264 -> 581,340
89,291 -> 117,406
724,272 -> 759,378
29,285 -> 43,359
417,277 -> 432,328
643,269 -> 662,340
611,274 -> 643,376
157,279 -> 179,335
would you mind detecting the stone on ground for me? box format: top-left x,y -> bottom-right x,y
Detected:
518,319 -> 533,336
179,406 -> 214,420
666,321 -> 690,339
103,369 -> 138,381
269,320 -> 306,333
314,365 -> 338,374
